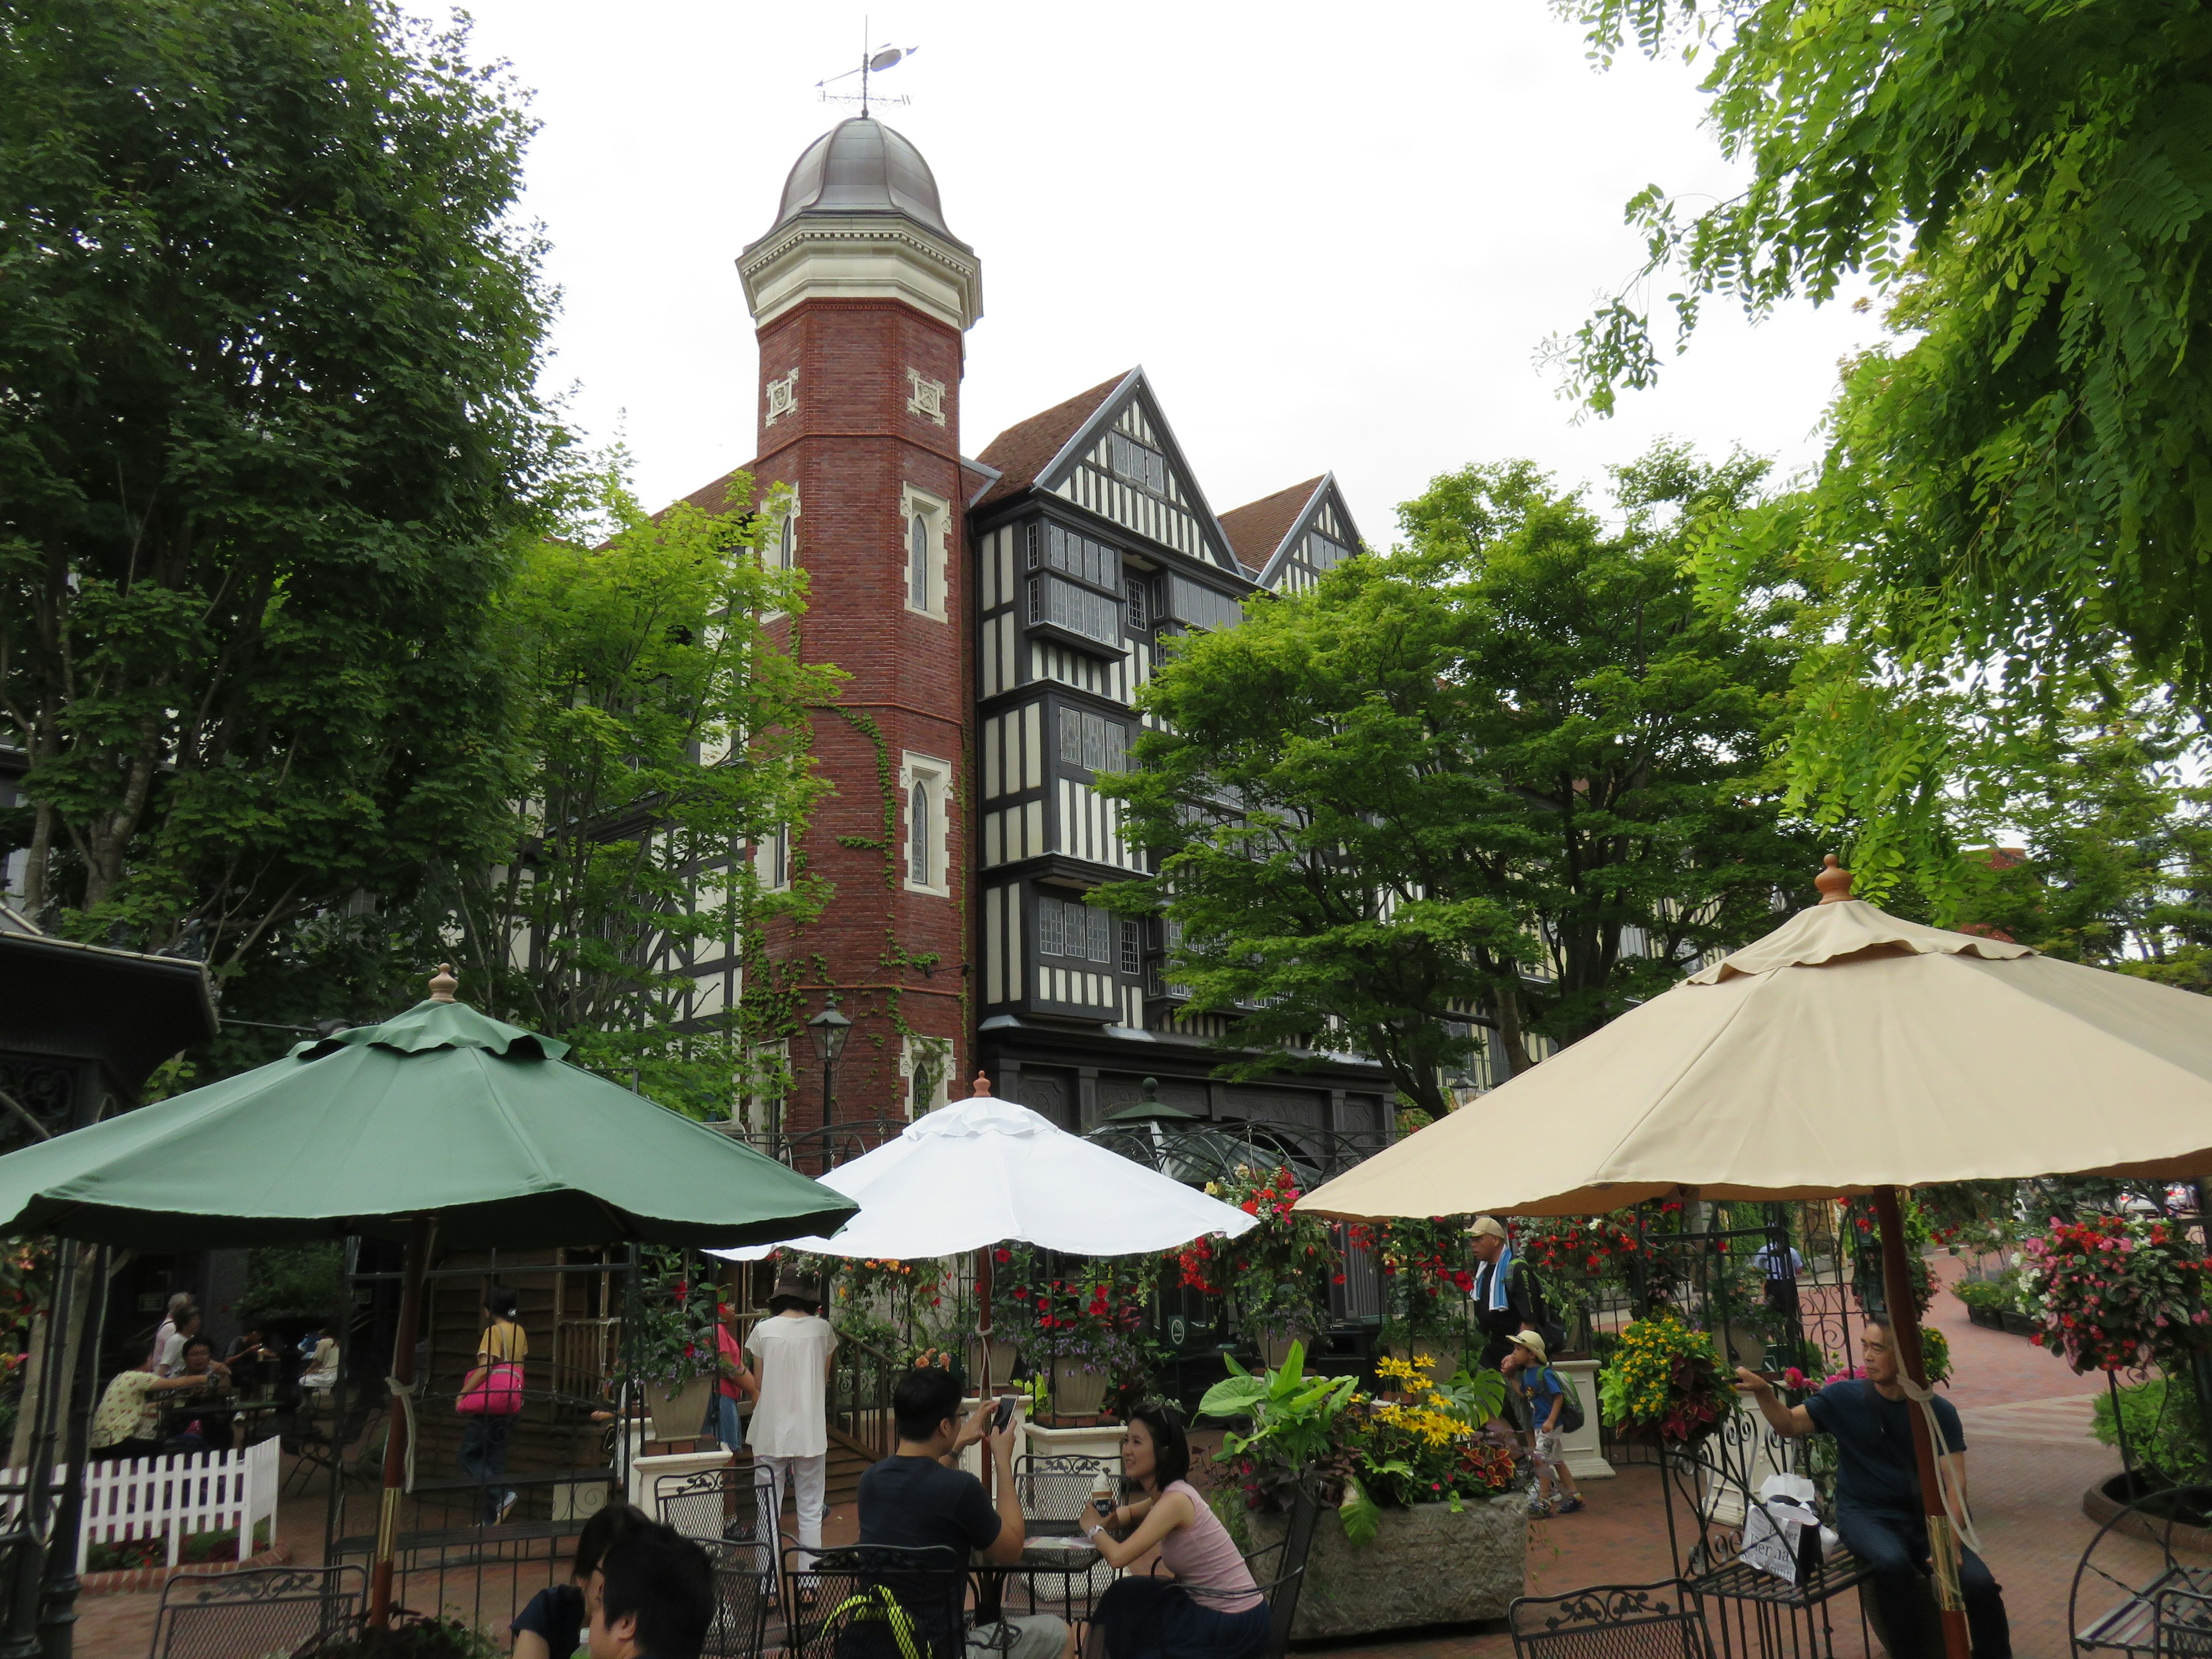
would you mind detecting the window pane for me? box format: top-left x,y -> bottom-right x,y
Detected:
1101,722 -> 1126,772
909,781 -> 929,885
1030,575 -> 1121,646
1119,918 -> 1141,975
910,515 -> 929,609
1059,707 -> 1083,767
1037,896 -> 1062,957
1086,906 -> 1112,964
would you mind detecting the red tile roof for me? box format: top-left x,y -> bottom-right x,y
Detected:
973,374 -> 1129,509
1218,477 -> 1324,576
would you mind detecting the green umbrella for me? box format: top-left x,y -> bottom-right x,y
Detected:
0,968 -> 857,1626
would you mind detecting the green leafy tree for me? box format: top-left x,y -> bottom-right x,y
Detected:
1557,0 -> 2212,692
1103,445 -> 1823,1113
0,0 -> 555,974
435,467 -> 844,1118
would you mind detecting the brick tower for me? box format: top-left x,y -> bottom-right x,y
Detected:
736,118 -> 983,1146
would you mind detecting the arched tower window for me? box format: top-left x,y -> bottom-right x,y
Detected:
908,513 -> 929,611
908,779 -> 931,887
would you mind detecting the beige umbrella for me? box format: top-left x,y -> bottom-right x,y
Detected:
1297,858 -> 2212,1659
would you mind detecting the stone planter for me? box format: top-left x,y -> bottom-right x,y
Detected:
1048,1361 -> 1109,1419
2000,1310 -> 2041,1338
1237,1494 -> 1524,1638
1965,1303 -> 2002,1331
1255,1331 -> 1313,1370
645,1374 -> 714,1443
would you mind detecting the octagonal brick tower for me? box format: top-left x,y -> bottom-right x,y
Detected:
736,118 -> 982,1146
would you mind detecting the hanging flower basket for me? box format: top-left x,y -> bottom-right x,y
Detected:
1597,1312 -> 1737,1446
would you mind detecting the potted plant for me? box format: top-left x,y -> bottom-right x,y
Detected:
2022,1211 -> 2212,1372
1201,1341 -> 1524,1638
1596,1310 -> 1737,1445
295,1612 -> 503,1656
1185,1165 -> 1337,1365
998,1247 -> 1152,1419
633,1248 -> 723,1442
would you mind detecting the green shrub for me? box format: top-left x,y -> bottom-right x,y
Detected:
241,1243 -> 344,1324
2092,1376 -> 2209,1482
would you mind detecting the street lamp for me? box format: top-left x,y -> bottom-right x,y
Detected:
806,994 -> 853,1153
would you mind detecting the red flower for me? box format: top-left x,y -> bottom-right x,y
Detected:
994,1248 -> 1012,1263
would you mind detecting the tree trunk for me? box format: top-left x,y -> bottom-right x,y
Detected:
1491,984 -> 1533,1078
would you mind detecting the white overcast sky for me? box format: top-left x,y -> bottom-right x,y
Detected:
412,0 -> 1889,545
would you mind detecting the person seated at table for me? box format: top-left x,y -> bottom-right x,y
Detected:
1737,1320 -> 2011,1659
299,1324 -> 339,1393
142,1291 -> 195,1373
90,1361 -> 217,1460
224,1327 -> 278,1397
1082,1403 -> 1267,1659
162,1338 -> 237,1453
155,1308 -> 205,1377
857,1366 -> 1066,1659
513,1499 -> 646,1659
586,1518 -> 714,1659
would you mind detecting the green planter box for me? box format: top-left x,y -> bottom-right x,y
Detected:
1233,1494 -> 1525,1639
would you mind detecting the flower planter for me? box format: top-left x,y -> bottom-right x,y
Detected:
645,1374 -> 714,1442
1048,1361 -> 1109,1420
1999,1310 -> 2041,1339
1238,1495 -> 1524,1638
1255,1331 -> 1313,1370
1966,1304 -> 2002,1331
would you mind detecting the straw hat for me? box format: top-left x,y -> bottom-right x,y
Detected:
1469,1215 -> 1508,1241
1507,1329 -> 1548,1365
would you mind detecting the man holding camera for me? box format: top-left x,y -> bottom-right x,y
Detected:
859,1367 -> 1068,1659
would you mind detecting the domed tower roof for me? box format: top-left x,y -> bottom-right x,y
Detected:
767,117 -> 962,244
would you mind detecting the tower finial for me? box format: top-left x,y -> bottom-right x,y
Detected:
1815,854 -> 1855,904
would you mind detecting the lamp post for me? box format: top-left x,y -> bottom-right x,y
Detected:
806,994 -> 852,1173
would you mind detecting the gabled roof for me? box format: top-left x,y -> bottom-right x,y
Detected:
974,374 -> 1128,510
676,470 -> 749,517
1219,477 -> 1325,577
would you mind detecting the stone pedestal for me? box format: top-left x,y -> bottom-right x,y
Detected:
628,1447 -> 732,1513
1554,1358 -> 1615,1480
1024,1421 -> 1123,1472
1238,1494 -> 1525,1639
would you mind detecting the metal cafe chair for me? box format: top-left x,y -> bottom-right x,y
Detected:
146,1562 -> 365,1659
1509,1580 -> 1719,1659
785,1544 -> 968,1659
658,1464 -> 787,1659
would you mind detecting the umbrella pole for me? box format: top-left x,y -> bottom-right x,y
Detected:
976,1248 -> 994,1503
369,1213 -> 432,1631
1872,1185 -> 1971,1659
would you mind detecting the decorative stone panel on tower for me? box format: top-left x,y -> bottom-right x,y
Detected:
736,118 -> 980,1143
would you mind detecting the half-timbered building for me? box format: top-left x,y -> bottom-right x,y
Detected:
678,115 -> 1393,1186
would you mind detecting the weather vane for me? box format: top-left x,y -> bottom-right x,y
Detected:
816,19 -> 918,115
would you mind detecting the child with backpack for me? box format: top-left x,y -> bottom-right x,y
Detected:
1502,1329 -> 1585,1517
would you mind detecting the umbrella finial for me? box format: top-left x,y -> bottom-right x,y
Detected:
1815,855 -> 1855,904
970,1071 -> 991,1097
428,963 -> 459,1002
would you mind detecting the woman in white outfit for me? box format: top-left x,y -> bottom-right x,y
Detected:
749,1267 -> 837,1576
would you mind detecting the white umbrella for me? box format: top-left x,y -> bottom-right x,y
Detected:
713,1084 -> 1262,1262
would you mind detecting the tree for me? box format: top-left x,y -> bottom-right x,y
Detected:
1556,0 -> 2212,695
1102,444 -> 1823,1115
433,468 -> 844,1118
0,0 -> 556,977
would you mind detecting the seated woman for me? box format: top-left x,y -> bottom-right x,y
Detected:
1081,1404 -> 1268,1659
511,1500 -> 646,1658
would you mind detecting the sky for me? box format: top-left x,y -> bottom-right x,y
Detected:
408,0 -> 1891,546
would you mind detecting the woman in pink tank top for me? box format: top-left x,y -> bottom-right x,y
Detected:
1080,1404 -> 1270,1659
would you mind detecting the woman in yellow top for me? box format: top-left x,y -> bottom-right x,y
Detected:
459,1286 -> 527,1524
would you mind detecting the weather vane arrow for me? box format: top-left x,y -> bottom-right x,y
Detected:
815,19 -> 919,116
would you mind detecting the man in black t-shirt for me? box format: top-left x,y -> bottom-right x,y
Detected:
858,1368 -> 1067,1659
1736,1321 -> 2010,1659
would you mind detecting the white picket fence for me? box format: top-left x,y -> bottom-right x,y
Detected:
0,1440 -> 279,1571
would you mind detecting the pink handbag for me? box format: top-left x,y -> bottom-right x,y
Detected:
456,1359 -> 524,1416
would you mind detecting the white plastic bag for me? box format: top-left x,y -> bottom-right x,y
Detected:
1738,1472 -> 1838,1584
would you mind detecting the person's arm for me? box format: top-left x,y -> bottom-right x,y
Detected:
1539,1389 -> 1563,1434
979,1414 -> 1027,1565
460,1331 -> 493,1396
1733,1367 -> 1815,1437
512,1634 -> 551,1659
947,1399 -> 993,1468
1107,1494 -> 1154,1533
1086,1487 -> 1193,1571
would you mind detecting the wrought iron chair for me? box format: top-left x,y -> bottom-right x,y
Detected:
146,1563 -> 365,1659
1140,1484 -> 1319,1659
1509,1579 -> 1718,1659
784,1544 -> 968,1659
282,1380 -> 380,1499
1011,1453 -> 1119,1532
659,1464 -> 786,1658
